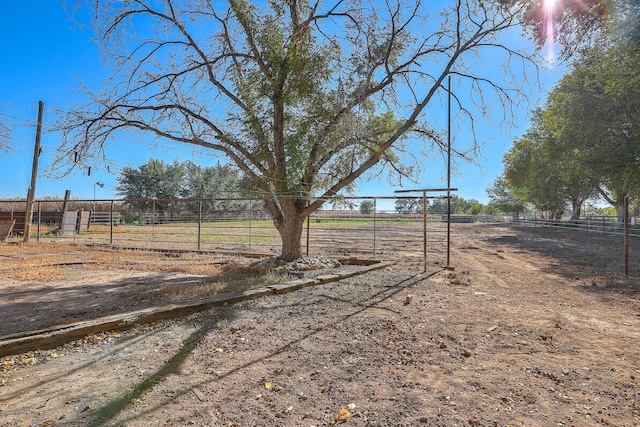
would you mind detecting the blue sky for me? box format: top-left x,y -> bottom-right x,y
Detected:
0,1 -> 566,209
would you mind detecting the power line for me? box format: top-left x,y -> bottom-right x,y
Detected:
0,111 -> 39,124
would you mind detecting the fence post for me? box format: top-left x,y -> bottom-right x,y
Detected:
109,201 -> 114,245
197,199 -> 202,251
624,196 -> 629,277
36,201 -> 41,242
249,200 -> 253,250
422,192 -> 427,273
306,213 -> 310,257
152,200 -> 156,246
373,198 -> 377,256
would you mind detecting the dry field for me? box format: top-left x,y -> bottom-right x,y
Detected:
0,223 -> 639,426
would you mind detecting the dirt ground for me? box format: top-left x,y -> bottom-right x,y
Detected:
0,223 -> 639,426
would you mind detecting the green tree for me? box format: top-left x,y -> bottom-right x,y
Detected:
503,130 -> 567,218
486,176 -> 526,214
57,0 -> 551,260
427,195 -> 468,215
462,199 -> 486,215
395,197 -> 424,215
183,161 -> 250,212
359,200 -> 374,215
502,107 -> 600,219
116,159 -> 249,211
545,40 -> 640,219
116,159 -> 186,210
518,0 -> 635,58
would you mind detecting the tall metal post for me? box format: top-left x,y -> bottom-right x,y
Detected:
373,198 -> 377,256
36,201 -> 41,242
446,76 -> 452,268
422,192 -> 427,273
624,196 -> 629,277
197,199 -> 202,251
109,200 -> 114,245
306,214 -> 310,256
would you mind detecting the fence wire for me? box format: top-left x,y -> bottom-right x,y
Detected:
4,197 -> 636,270
0,197 -> 473,265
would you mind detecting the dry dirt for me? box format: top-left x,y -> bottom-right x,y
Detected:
0,223 -> 639,427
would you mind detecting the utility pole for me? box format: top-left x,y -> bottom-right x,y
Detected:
23,101 -> 44,243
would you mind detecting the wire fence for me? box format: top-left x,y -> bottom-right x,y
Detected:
0,197 -> 477,266
1,197 -> 637,268
513,215 -> 640,237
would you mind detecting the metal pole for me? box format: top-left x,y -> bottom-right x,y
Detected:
24,101 -> 44,243
624,196 -> 629,277
36,201 -> 41,242
423,192 -> 427,273
306,214 -> 310,256
152,200 -> 156,246
373,198 -> 377,256
446,76 -> 452,268
197,200 -> 202,251
109,201 -> 114,245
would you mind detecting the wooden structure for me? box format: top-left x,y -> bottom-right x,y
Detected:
0,219 -> 15,242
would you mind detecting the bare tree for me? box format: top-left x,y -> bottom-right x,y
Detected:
0,117 -> 10,152
58,0 -> 544,260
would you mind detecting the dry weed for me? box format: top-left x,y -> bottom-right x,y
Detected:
153,264 -> 284,301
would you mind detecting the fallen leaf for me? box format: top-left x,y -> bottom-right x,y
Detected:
215,348 -> 224,353
347,403 -> 357,410
265,382 -> 273,389
336,408 -> 351,421
43,420 -> 54,425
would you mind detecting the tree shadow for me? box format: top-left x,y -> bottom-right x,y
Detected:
88,316 -> 223,426
72,270 -> 439,426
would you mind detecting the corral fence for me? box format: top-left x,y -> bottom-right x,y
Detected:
513,215 -> 640,237
0,196 -> 484,267
2,197 -> 636,271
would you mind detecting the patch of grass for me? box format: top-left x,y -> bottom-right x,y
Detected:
84,225 -> 127,234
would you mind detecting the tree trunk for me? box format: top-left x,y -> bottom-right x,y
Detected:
571,199 -> 582,220
615,203 -> 626,222
275,213 -> 306,261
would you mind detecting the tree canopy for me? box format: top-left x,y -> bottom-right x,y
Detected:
486,175 -> 526,214
56,0 -> 561,259
395,197 -> 424,215
359,200 -> 374,215
498,34 -> 640,219
116,159 -> 249,211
